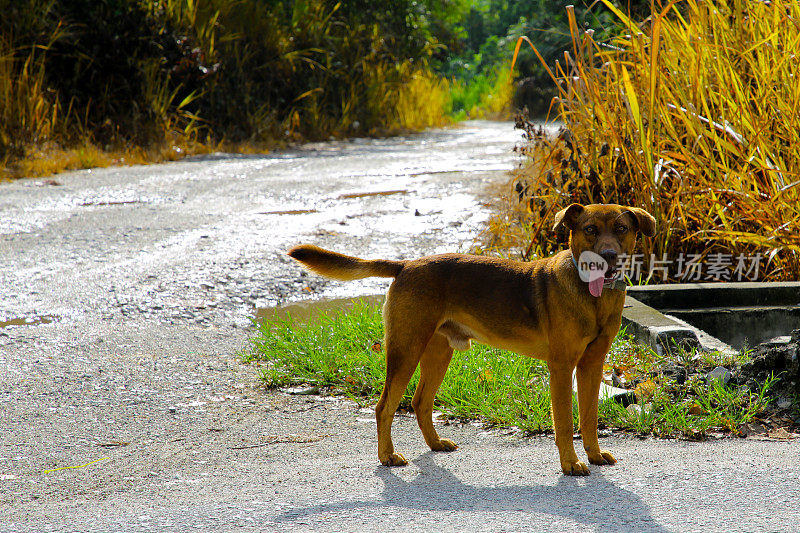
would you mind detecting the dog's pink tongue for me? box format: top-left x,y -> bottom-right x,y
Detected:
589,276 -> 604,297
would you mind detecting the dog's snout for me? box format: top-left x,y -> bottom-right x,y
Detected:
599,249 -> 618,266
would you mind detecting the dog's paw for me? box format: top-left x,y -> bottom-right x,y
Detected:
587,450 -> 617,466
430,438 -> 458,452
380,452 -> 408,467
561,460 -> 591,476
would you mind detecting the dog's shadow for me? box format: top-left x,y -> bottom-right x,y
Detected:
272,452 -> 670,532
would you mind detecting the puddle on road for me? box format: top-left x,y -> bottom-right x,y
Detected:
259,209 -> 319,215
255,294 -> 384,325
409,169 -> 492,177
80,200 -> 142,207
337,189 -> 408,199
0,314 -> 57,329
258,189 -> 409,219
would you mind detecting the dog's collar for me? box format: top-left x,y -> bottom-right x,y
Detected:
571,256 -> 627,292
604,278 -> 628,291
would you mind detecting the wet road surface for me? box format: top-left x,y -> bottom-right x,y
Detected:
0,121 -> 523,330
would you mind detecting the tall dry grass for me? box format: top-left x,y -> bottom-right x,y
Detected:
0,30 -> 63,167
487,0 -> 800,282
1,0 -> 453,179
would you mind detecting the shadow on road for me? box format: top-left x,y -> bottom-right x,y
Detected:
272,452 -> 671,532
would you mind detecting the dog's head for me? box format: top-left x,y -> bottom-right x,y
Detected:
553,203 -> 656,282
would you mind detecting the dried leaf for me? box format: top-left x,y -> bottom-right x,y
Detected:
766,427 -> 796,441
476,368 -> 494,384
688,403 -> 706,416
634,380 -> 657,401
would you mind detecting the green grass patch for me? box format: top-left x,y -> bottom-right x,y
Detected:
600,375 -> 776,439
244,300 -> 774,438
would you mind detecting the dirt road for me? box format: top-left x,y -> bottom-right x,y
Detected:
1,121 -> 798,532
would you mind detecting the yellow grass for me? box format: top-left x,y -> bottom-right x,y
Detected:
489,0 -> 800,282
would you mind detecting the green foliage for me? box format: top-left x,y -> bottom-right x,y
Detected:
436,341 -> 553,432
437,0 -> 651,116
448,65 -> 513,120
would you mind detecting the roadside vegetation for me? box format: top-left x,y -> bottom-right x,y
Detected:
483,0 -> 800,282
2,0 -> 649,180
244,301 -> 776,439
2,0 -> 453,178
442,0 -> 645,120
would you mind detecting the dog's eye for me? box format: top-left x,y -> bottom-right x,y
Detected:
584,225 -> 597,235
615,225 -> 628,234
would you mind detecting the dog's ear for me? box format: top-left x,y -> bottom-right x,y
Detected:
623,207 -> 656,237
553,203 -> 584,232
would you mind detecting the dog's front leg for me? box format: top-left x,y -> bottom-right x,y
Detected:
548,359 -> 589,476
577,335 -> 617,467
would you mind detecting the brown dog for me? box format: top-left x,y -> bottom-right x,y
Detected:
288,203 -> 655,475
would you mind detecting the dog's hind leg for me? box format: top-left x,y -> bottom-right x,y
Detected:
411,333 -> 457,453
375,315 -> 437,467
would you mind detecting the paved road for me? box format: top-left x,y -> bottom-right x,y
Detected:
1,121 -> 799,532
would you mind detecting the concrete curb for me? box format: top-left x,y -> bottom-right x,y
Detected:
621,295 -> 736,356
625,281 -> 800,308
626,282 -> 800,353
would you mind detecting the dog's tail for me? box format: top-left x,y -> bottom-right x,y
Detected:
288,244 -> 404,281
